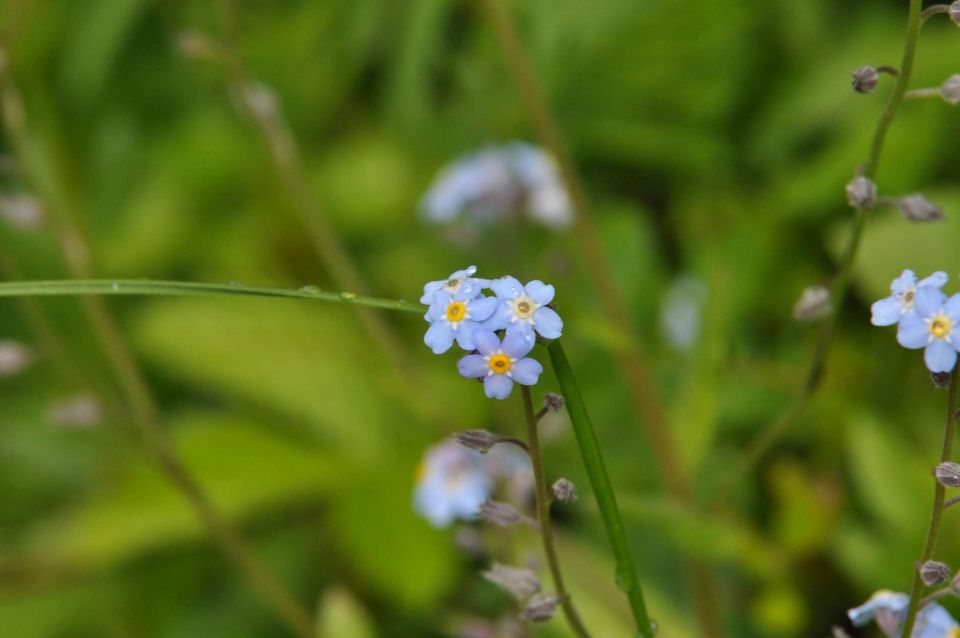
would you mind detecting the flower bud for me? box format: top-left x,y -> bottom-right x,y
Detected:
520,594 -> 559,622
846,176 -> 877,210
482,563 -> 541,599
935,462 -> 960,488
832,627 -> 852,638
852,66 -> 879,93
455,429 -> 498,453
0,341 -> 33,377
551,478 -> 577,503
478,500 -> 521,527
941,74 -> 960,105
920,560 -> 951,586
897,194 -> 943,222
793,286 -> 832,321
543,393 -> 564,413
951,2 -> 960,25
47,393 -> 102,428
933,372 -> 952,389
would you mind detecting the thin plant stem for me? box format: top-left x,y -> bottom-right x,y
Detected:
547,341 -> 655,638
0,279 -> 423,313
902,367 -> 960,636
520,385 -> 592,638
919,585 -> 953,609
944,494 -> 960,509
478,0 -> 686,499
478,2 -> 723,633
904,87 -> 943,100
0,65 -> 317,638
714,0 -> 926,502
921,4 -> 951,23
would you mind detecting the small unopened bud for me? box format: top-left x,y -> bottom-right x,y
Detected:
897,194 -> 944,222
852,66 -> 879,93
482,563 -> 540,599
846,176 -> 877,209
520,594 -> 559,622
832,627 -> 852,638
0,341 -> 33,376
941,74 -> 960,105
950,1 -> 960,24
236,82 -> 279,121
478,500 -> 521,527
551,478 -> 576,503
935,462 -> 960,487
455,429 -> 497,453
543,393 -> 564,413
920,560 -> 951,586
175,30 -> 219,61
933,372 -> 952,389
793,286 -> 832,321
47,393 -> 102,428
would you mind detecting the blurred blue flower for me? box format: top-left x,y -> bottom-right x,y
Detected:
659,275 -> 707,351
420,143 -> 573,229
484,276 -> 563,342
848,590 -> 960,637
457,328 -> 543,399
419,265 -> 489,305
423,288 -> 499,354
896,287 -> 960,373
414,441 -> 492,528
871,269 -> 948,326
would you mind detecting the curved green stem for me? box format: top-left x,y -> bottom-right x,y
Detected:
547,341 -> 655,638
902,367 -> 960,636
0,279 -> 423,313
716,0 -> 926,502
520,386 -> 591,638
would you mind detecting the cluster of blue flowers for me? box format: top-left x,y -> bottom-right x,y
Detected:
421,267 -> 562,399
848,590 -> 959,637
420,143 -> 573,229
871,269 -> 960,373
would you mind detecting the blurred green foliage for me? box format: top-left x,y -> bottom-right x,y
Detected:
2,0 -> 960,636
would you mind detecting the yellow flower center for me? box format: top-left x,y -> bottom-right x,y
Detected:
949,628 -> 960,638
511,295 -> 537,320
488,354 -> 512,374
930,313 -> 953,339
446,301 -> 467,322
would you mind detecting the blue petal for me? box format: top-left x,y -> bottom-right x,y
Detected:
491,276 -> 524,299
946,293 -> 960,320
484,374 -> 514,399
848,592 -> 910,627
424,322 -> 455,354
915,287 -> 947,318
919,271 -> 949,289
420,281 -> 444,305
915,603 -> 960,637
468,296 -> 499,322
926,340 -> 958,373
483,304 -> 512,332
458,354 -> 489,378
534,306 -> 563,339
472,328 -> 500,356
511,357 -> 543,385
505,321 -> 536,341
525,280 -> 555,305
891,269 -> 917,294
455,322 -> 478,350
898,315 -> 929,349
502,331 -> 534,359
870,296 -> 902,326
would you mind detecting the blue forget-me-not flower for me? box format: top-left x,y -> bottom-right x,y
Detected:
420,265 -> 489,305
871,269 -> 948,326
848,590 -> 960,637
414,441 -> 492,528
896,287 -> 960,373
424,284 -> 499,355
484,276 -> 563,342
457,328 -> 544,400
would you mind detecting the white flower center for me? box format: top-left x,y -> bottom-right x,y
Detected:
899,286 -> 916,312
443,278 -> 464,294
510,295 -> 539,323
927,312 -> 953,341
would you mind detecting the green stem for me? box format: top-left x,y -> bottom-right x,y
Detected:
715,0 -> 925,501
902,366 -> 960,637
547,341 -> 654,638
0,279 -> 423,313
520,386 -> 591,638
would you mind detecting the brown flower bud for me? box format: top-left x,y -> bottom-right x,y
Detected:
478,500 -> 522,527
551,478 -> 577,503
455,429 -> 498,453
935,462 -> 960,488
951,2 -> 960,26
941,74 -> 960,105
482,563 -> 541,599
520,594 -> 559,622
920,560 -> 951,586
793,286 -> 832,321
846,176 -> 877,210
543,393 -> 564,412
852,66 -> 879,93
897,194 -> 943,222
